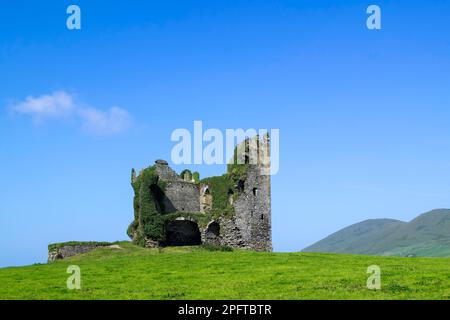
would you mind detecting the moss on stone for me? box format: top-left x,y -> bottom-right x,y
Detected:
128,165 -> 167,245
180,169 -> 192,181
192,172 -> 200,183
129,139 -> 254,247
200,174 -> 234,211
226,138 -> 255,184
48,241 -> 113,252
163,212 -> 212,228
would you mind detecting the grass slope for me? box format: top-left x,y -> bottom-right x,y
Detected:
0,242 -> 449,300
302,219 -> 406,255
303,209 -> 450,257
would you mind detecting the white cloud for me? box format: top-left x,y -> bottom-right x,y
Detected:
78,106 -> 131,135
10,91 -> 132,135
11,91 -> 75,122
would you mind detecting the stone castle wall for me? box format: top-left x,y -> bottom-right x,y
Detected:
233,165 -> 272,251
48,243 -> 118,262
153,164 -> 271,251
163,180 -> 200,213
130,136 -> 272,252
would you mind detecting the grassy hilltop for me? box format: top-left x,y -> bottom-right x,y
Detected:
0,242 -> 449,300
303,209 -> 450,257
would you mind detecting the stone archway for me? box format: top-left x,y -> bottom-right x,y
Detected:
205,221 -> 221,245
164,220 -> 202,246
200,185 -> 213,213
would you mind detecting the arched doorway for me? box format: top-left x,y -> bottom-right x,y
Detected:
205,221 -> 221,244
164,220 -> 202,246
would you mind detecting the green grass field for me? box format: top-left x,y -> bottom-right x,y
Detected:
0,242 -> 449,300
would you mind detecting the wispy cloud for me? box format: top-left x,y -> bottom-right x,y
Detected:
10,91 -> 132,135
10,91 -> 75,123
78,106 -> 131,135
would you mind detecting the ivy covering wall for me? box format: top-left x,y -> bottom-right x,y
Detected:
127,166 -> 167,246
127,142 -> 252,247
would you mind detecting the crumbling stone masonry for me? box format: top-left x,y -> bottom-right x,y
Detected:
47,242 -> 118,262
127,135 -> 272,251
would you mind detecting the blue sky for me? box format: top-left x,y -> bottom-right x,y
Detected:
1,0 -> 450,267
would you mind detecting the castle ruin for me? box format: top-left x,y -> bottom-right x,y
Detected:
127,135 -> 272,251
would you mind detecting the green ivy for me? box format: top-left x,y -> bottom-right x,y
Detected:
128,165 -> 167,244
192,172 -> 200,183
226,141 -> 251,183
200,174 -> 234,212
179,169 -> 192,181
128,139 -> 254,247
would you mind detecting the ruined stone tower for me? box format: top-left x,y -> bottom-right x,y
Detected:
127,135 -> 272,251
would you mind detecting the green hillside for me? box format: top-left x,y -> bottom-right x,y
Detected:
0,242 -> 449,300
303,209 -> 450,257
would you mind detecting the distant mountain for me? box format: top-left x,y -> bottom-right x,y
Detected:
302,209 -> 450,257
